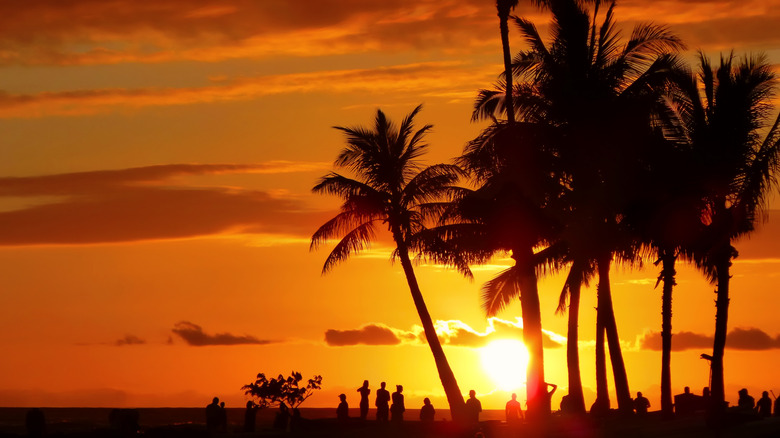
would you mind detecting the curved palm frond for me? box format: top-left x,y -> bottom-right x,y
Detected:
481,265 -> 523,317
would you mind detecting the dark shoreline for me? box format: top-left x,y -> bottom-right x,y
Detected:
2,408 -> 780,437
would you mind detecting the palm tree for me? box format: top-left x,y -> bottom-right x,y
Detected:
672,53 -> 780,415
449,120 -> 561,420
474,0 -> 684,413
310,105 -> 468,421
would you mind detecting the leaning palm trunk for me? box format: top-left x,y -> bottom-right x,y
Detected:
597,255 -> 633,414
564,263 -> 586,414
392,228 -> 467,421
514,246 -> 547,420
659,249 -> 677,417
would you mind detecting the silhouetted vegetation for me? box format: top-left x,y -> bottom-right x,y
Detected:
312,0 -> 780,432
242,372 -> 323,409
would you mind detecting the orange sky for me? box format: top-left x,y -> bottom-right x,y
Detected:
1,0 -> 780,413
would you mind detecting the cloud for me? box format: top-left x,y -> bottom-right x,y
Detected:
324,324 -> 412,346
436,317 -> 565,348
115,335 -> 146,346
637,327 -> 780,351
324,317 -> 565,348
0,163 -> 330,246
0,62 -> 494,118
0,0 -> 504,66
171,321 -> 272,346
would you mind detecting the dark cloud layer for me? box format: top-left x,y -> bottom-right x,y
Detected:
0,163 -> 328,245
325,324 -> 405,346
638,327 -> 780,351
172,321 -> 271,346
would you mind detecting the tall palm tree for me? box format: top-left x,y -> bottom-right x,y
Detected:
474,0 -> 684,413
310,105 -> 468,421
672,53 -> 780,415
452,120 -> 561,420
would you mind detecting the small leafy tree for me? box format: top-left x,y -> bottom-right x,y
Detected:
242,371 -> 322,409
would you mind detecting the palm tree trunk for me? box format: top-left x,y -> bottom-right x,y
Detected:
659,249 -> 676,417
498,10 -> 515,124
514,246 -> 546,421
709,251 -> 732,416
597,255 -> 633,414
392,231 -> 467,422
566,267 -> 586,414
594,308 -> 608,413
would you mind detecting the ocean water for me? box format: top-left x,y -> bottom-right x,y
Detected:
0,407 -> 507,434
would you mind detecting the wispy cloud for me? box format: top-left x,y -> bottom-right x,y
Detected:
171,321 -> 273,346
114,335 -> 146,346
324,324 -> 416,346
0,62 -> 494,118
0,163 -> 329,246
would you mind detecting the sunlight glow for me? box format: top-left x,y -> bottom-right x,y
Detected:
480,339 -> 529,391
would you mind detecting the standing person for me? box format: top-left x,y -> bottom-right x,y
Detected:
390,385 -> 405,422
357,380 -> 371,420
243,401 -> 259,433
420,398 -> 435,422
774,392 -> 780,417
633,392 -> 651,416
738,388 -> 755,411
375,382 -> 390,422
756,391 -> 772,417
337,394 -> 349,422
218,401 -> 227,432
206,397 -> 221,432
505,393 -> 523,424
465,390 -> 482,425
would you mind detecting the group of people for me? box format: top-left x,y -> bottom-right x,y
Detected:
338,380 -> 487,424
339,380 -> 409,422
736,388 -> 780,417
205,397 -> 229,432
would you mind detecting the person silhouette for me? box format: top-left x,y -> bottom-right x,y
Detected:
633,391 -> 650,416
25,408 -> 45,437
505,393 -> 523,423
375,381 -> 390,422
206,397 -> 221,432
243,401 -> 259,433
218,401 -> 227,432
465,390 -> 482,424
738,388 -> 755,411
390,385 -> 405,422
357,380 -> 371,420
756,391 -> 772,417
420,397 -> 435,422
775,393 -> 780,417
274,403 -> 290,430
337,394 -> 349,422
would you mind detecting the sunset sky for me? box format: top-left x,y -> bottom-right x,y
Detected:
2,0 -> 780,413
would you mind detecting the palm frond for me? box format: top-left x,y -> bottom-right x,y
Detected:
482,265 -> 523,317
319,221 -> 379,274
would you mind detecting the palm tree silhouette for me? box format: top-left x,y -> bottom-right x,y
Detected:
454,121 -> 562,420
671,53 -> 780,416
473,0 -> 684,414
310,105 -> 468,421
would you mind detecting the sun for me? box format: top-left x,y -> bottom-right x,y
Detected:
480,339 -> 529,391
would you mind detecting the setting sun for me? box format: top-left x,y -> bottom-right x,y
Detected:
481,339 -> 530,391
